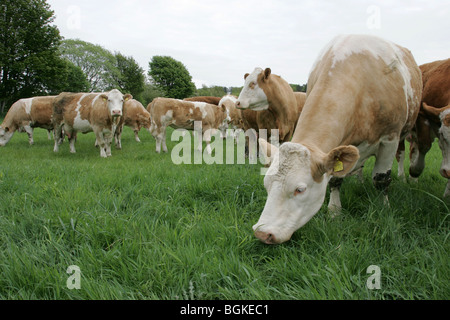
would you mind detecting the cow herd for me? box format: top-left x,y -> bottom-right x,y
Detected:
0,34 -> 449,244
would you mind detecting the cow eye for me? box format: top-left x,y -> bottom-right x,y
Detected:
294,187 -> 306,196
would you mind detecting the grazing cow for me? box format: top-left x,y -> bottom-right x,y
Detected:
0,96 -> 56,146
52,89 -> 132,158
408,58 -> 450,196
253,34 -> 422,244
235,68 -> 302,143
114,99 -> 151,149
184,96 -> 222,105
148,97 -> 229,154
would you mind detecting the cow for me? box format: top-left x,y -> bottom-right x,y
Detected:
251,34 -> 422,244
52,89 -> 132,158
114,98 -> 151,149
148,97 -> 229,154
217,95 -> 243,138
408,58 -> 450,197
235,68 -> 303,143
184,96 -> 222,105
0,96 -> 56,146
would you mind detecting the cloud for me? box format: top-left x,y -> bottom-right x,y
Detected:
48,0 -> 450,88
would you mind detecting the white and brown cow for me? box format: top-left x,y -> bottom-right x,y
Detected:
236,68 -> 303,143
114,98 -> 151,149
148,97 -> 229,154
0,96 -> 56,146
52,89 -> 132,157
250,34 -> 422,244
408,58 -> 450,196
217,95 -> 244,138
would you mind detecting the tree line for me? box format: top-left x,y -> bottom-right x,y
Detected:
0,0 -> 306,113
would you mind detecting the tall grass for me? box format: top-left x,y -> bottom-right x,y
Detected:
0,124 -> 448,299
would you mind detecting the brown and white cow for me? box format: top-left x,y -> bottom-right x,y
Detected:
184,96 -> 222,105
114,98 -> 151,149
235,68 -> 302,143
250,34 -> 422,244
148,97 -> 229,154
0,96 -> 56,146
52,89 -> 132,157
217,95 -> 243,138
408,58 -> 450,196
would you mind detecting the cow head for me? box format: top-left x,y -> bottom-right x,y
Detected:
254,139 -> 359,244
235,67 -> 270,111
0,126 -> 14,146
100,89 -> 132,118
422,102 -> 450,178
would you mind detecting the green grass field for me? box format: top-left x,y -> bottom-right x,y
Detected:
0,123 -> 448,300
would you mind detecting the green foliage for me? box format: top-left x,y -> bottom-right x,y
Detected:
0,125 -> 448,299
290,83 -> 307,92
194,85 -> 228,97
113,53 -> 145,102
0,0 -> 66,110
141,81 -> 165,106
59,39 -> 119,92
148,56 -> 196,99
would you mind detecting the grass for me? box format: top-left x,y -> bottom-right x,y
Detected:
0,122 -> 448,300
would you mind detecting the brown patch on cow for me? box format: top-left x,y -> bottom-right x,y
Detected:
184,96 -> 221,105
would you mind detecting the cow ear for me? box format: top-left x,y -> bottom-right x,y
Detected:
123,94 -> 133,101
244,73 -> 250,80
100,93 -> 108,102
264,68 -> 271,80
4,126 -> 9,132
323,145 -> 359,177
259,138 -> 279,166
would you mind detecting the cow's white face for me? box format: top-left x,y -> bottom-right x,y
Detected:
236,67 -> 269,111
438,109 -> 450,179
102,89 -> 131,117
0,126 -> 14,146
254,140 -> 359,244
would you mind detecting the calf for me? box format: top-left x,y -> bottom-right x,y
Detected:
0,96 -> 56,146
52,89 -> 132,157
408,58 -> 450,196
253,35 -> 422,244
114,99 -> 151,149
148,97 -> 228,154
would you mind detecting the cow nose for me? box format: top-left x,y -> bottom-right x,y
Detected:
235,101 -> 241,108
440,169 -> 450,179
112,110 -> 122,116
254,230 -> 277,245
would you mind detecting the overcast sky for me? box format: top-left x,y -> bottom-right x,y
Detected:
46,0 -> 449,88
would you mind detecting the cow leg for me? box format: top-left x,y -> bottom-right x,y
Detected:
161,129 -> 168,153
69,133 -> 77,153
104,132 -> 113,157
372,138 -> 398,204
24,125 -> 34,145
203,128 -> 212,155
114,125 -> 122,149
154,126 -> 166,153
328,177 -> 343,217
409,116 -> 433,181
47,130 -> 53,140
396,139 -> 406,182
53,124 -> 63,152
94,130 -> 107,158
134,130 -> 141,142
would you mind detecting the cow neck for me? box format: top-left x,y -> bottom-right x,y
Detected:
265,79 -> 297,141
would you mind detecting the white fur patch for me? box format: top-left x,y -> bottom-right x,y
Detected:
23,98 -> 33,115
73,93 -> 92,133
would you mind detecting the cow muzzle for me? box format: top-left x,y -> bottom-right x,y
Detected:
440,168 -> 450,179
111,110 -> 122,117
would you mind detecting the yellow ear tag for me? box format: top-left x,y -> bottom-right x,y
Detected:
334,158 -> 344,172
103,97 -> 107,101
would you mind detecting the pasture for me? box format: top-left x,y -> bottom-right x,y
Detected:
0,124 -> 448,300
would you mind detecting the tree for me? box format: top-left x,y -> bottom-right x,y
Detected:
59,39 -> 119,92
0,0 -> 65,111
148,56 -> 196,99
113,53 -> 145,102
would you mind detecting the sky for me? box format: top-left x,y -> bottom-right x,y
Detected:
46,0 -> 449,88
